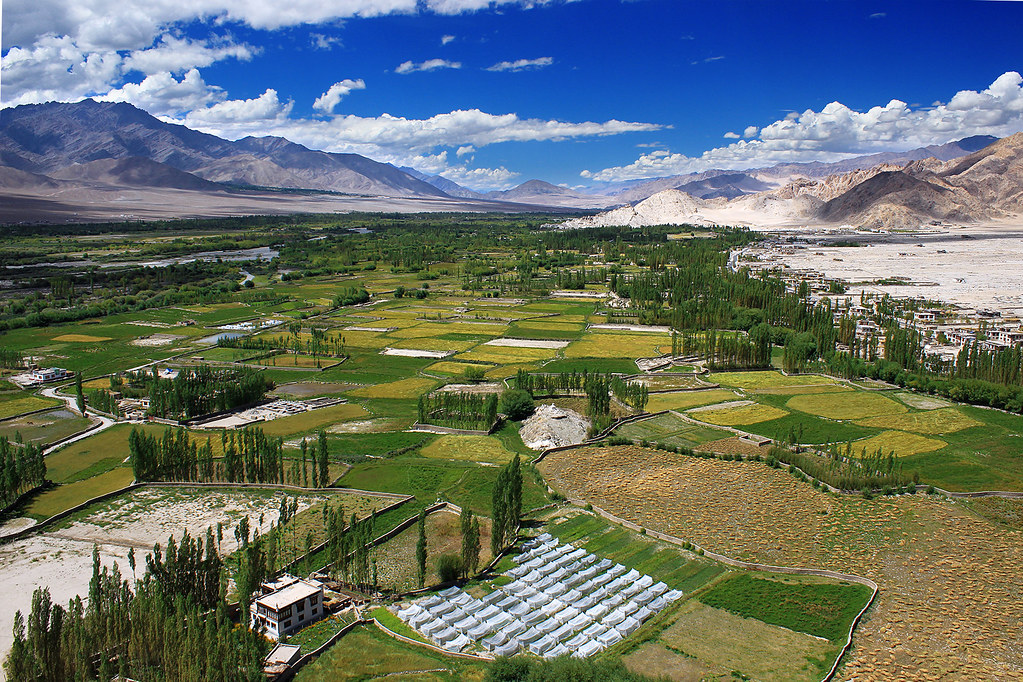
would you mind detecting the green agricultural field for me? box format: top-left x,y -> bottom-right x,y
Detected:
246,353 -> 338,368
423,360 -> 492,376
645,389 -> 737,413
851,430 -> 947,457
339,456 -> 548,516
387,337 -> 475,352
23,466 -> 137,520
420,435 -> 516,463
43,424 -> 140,483
564,332 -> 672,359
709,371 -> 839,390
542,358 -> 640,374
786,391 -> 908,420
856,407 -> 982,434
293,623 -> 487,682
348,377 -> 438,399
0,395 -> 61,420
455,346 -> 557,365
0,408 -> 92,446
691,402 -> 789,427
699,572 -> 872,642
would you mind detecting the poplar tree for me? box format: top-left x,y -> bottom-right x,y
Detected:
416,508 -> 428,587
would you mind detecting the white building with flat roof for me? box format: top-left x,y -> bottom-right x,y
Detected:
251,576 -> 324,641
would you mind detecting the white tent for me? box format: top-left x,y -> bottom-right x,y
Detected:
620,583 -> 643,600
573,595 -> 595,612
444,607 -> 468,624
582,622 -> 608,639
535,575 -> 556,590
482,632 -> 508,650
510,602 -> 532,618
622,569 -> 640,582
597,629 -> 623,647
593,558 -> 613,572
562,589 -> 583,604
608,564 -> 628,578
398,605 -> 422,620
664,589 -> 684,602
495,641 -> 519,657
634,589 -> 656,607
621,601 -> 640,617
591,572 -> 614,589
540,598 -> 566,617
421,595 -> 443,609
555,606 -> 580,624
468,623 -> 493,639
565,633 -> 589,648
517,627 -> 544,644
488,612 -> 514,629
544,643 -> 571,659
604,609 -> 627,626
589,586 -> 611,603
577,640 -> 604,658
649,582 -> 668,597
606,576 -> 628,594
504,620 -> 527,639
410,610 -> 433,628
451,592 -> 472,606
564,548 -> 586,562
526,593 -> 550,610
548,582 -> 568,598
453,616 -> 480,633
579,554 -> 597,566
438,586 -> 461,598
535,618 -> 560,635
528,635 -> 556,656
575,580 -> 596,596
647,596 -> 667,613
476,605 -> 501,621
481,591 -> 505,606
616,616 -> 641,637
521,609 -> 547,627
520,570 -> 542,584
633,606 -> 653,622
428,602 -> 454,617
635,575 -> 654,590
432,626 -> 458,644
446,634 -> 470,651
585,602 -> 610,621
603,593 -> 625,609
420,619 -> 446,636
567,613 -> 593,633
578,566 -> 597,582
550,623 -> 575,643
537,562 -> 559,576
496,596 -> 519,610
462,599 -> 485,615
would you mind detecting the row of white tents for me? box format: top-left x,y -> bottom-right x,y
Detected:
394,533 -> 683,658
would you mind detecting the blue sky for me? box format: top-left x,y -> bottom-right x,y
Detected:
4,0 -> 1023,189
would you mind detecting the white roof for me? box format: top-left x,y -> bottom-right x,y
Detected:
255,579 -> 322,611
265,644 -> 300,665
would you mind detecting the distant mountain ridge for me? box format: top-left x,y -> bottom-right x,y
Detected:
561,133 -> 1023,230
0,99 -> 448,198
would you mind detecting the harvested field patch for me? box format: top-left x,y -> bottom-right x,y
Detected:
615,412 -> 726,446
538,445 -> 1023,680
786,391 -> 907,420
642,601 -> 837,682
349,377 -> 438,399
856,407 -> 982,434
374,510 -> 493,592
247,354 -> 333,368
380,347 -> 453,359
696,436 -> 772,457
420,435 -> 515,463
691,403 -> 789,427
709,371 -> 839,390
893,391 -> 953,410
645,389 -> 737,412
756,384 -> 853,395
564,332 -> 672,359
388,337 -> 475,352
851,430 -> 947,456
51,334 -> 113,343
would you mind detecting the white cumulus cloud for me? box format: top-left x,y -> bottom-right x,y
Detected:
583,71 -> 1023,182
97,68 -> 222,115
395,58 -> 462,74
441,34 -> 456,45
486,57 -> 553,72
123,35 -> 256,75
312,78 -> 366,114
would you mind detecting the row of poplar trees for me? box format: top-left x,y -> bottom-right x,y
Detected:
1,436 -> 46,511
4,530 -> 267,681
490,455 -> 523,558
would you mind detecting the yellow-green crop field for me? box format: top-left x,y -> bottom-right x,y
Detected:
693,403 -> 789,427
420,435 -> 516,463
512,320 -> 585,332
455,346 -> 557,365
485,362 -> 540,378
52,334 -> 113,343
348,377 -> 438,399
645,389 -> 738,413
786,391 -> 907,420
856,407 -> 982,434
0,396 -> 60,420
851,430 -> 947,457
564,332 -> 671,358
709,371 -> 839,390
387,337 -> 476,352
424,361 -> 492,376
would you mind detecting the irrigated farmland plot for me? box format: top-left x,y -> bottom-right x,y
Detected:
691,402 -> 789,426
856,407 -> 982,434
349,377 -> 438,399
420,435 -> 516,463
851,430 -> 947,457
708,371 -> 839,390
538,445 -> 1023,681
564,332 -> 671,359
786,391 -> 907,420
644,389 -> 737,413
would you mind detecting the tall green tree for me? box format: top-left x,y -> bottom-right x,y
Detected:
74,372 -> 85,416
460,508 -> 481,578
415,508 -> 428,588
